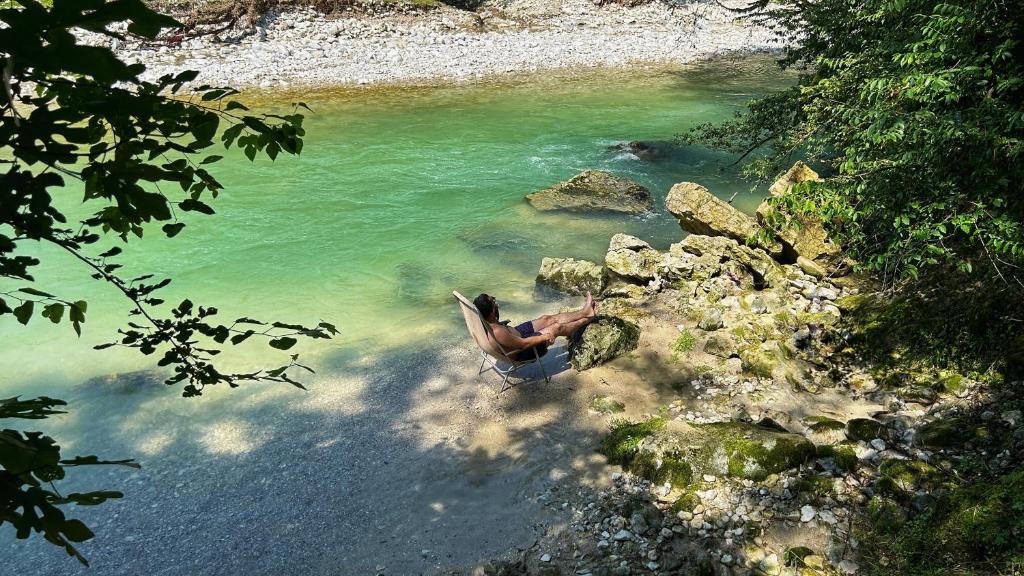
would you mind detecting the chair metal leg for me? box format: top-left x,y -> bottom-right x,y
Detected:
534,348 -> 550,384
478,353 -> 489,375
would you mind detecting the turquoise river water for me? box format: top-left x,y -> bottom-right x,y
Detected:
2,56 -> 787,574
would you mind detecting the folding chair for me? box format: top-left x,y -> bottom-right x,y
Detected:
453,291 -> 550,393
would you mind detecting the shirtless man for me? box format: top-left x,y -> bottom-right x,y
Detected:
473,292 -> 599,360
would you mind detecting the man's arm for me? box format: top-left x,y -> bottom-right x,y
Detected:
492,323 -> 557,351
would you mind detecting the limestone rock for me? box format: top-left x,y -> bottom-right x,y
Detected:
697,308 -> 724,331
526,170 -> 653,214
535,257 -> 605,295
756,162 -> 841,264
602,418 -> 815,484
666,182 -> 782,256
605,234 -> 662,281
675,235 -> 785,288
768,161 -> 822,197
569,315 -> 641,371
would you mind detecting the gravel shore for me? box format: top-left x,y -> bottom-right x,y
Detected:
109,0 -> 782,88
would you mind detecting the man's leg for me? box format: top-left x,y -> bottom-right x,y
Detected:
539,316 -> 592,339
531,292 -> 597,331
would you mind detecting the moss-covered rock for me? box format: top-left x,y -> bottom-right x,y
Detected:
875,458 -> 945,500
697,307 -> 724,331
816,443 -> 858,472
846,417 -> 887,442
704,333 -> 739,358
526,170 -> 653,214
569,316 -> 641,371
916,417 -> 973,449
601,419 -> 814,485
703,421 -> 816,480
590,395 -> 626,414
535,257 -> 606,295
783,546 -> 815,567
868,495 -> 907,533
739,345 -> 779,378
600,417 -> 667,465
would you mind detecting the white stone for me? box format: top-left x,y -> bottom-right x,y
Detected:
800,505 -> 816,522
870,438 -> 886,451
613,529 -> 633,541
540,553 -> 551,562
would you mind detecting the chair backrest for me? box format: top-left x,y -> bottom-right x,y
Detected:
453,291 -> 514,362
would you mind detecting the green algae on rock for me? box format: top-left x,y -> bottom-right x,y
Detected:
600,418 -> 815,486
569,315 -> 641,371
590,395 -> 626,414
525,170 -> 653,214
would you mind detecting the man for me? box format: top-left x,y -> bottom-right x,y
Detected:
473,292 -> 599,361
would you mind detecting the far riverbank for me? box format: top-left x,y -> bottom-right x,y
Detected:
90,0 -> 781,88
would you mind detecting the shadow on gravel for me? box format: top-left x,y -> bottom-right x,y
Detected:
1,331 -> 611,576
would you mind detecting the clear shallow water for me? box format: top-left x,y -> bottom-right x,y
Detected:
2,57 -> 785,395
2,57 -> 789,574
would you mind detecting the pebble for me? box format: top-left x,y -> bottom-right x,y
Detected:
800,505 -> 816,522
540,553 -> 551,562
613,529 -> 633,541
870,438 -> 886,450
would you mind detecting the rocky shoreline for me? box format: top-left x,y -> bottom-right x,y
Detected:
438,164 -> 1021,575
96,0 -> 781,88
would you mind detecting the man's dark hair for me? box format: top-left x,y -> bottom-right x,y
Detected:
474,293 -> 496,319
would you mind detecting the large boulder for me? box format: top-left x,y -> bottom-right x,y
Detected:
604,233 -> 662,281
535,257 -> 605,295
526,170 -> 653,214
666,182 -> 782,257
601,418 -> 815,486
569,315 -> 641,371
755,162 -> 841,264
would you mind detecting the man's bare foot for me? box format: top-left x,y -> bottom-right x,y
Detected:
584,291 -> 599,318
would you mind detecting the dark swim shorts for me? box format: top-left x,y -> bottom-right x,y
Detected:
512,321 -> 548,361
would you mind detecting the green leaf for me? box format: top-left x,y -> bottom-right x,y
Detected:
18,287 -> 54,298
162,222 -> 186,237
13,301 -> 33,325
42,304 -> 64,324
61,520 -> 95,543
269,337 -> 298,350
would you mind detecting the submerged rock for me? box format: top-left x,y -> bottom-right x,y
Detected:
601,418 -> 815,484
569,315 -> 641,371
609,140 -> 663,161
536,257 -> 605,295
526,170 -> 653,214
666,182 -> 782,256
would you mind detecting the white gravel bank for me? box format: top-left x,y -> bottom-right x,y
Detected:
109,0 -> 783,88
